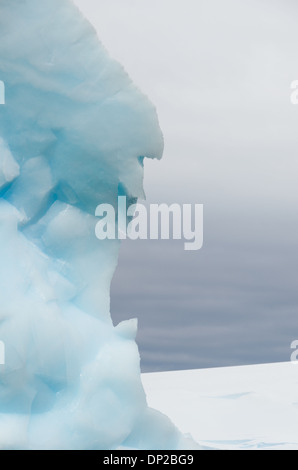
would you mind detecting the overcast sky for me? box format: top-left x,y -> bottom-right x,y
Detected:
74,0 -> 298,372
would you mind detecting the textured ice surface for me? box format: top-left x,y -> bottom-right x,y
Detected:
0,0 -> 199,450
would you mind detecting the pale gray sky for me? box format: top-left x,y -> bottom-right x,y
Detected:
74,0 -> 298,205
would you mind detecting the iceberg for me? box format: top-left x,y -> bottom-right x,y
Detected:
0,0 -> 199,450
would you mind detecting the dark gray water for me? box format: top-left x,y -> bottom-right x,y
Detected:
111,208 -> 298,372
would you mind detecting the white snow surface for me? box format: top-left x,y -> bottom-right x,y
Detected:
142,362 -> 298,450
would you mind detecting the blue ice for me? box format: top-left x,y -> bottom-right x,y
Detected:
0,0 -> 199,450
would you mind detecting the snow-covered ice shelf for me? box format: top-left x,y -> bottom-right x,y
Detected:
142,362 -> 298,450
